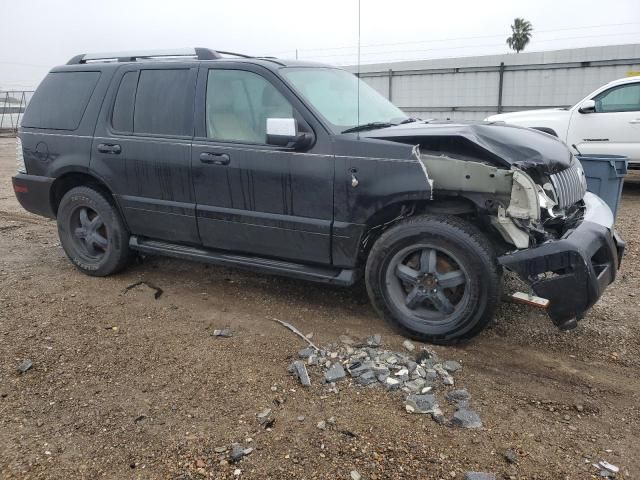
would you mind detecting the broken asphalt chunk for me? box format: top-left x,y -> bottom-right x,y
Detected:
464,473 -> 496,480
446,389 -> 471,404
366,334 -> 382,347
324,362 -> 346,382
229,443 -> 246,463
256,408 -> 272,425
298,347 -> 315,358
292,360 -> 311,387
17,359 -> 33,374
213,328 -> 233,338
451,408 -> 483,429
443,360 -> 462,372
405,394 -> 438,414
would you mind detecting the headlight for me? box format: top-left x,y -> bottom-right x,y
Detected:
16,137 -> 26,174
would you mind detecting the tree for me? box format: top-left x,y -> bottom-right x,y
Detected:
506,18 -> 533,53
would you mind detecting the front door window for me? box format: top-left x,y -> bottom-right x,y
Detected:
206,69 -> 294,143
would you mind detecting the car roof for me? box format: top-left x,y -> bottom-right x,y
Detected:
60,48 -> 333,72
603,75 -> 640,87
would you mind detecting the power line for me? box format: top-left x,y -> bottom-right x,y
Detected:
265,21 -> 640,57
297,31 -> 640,61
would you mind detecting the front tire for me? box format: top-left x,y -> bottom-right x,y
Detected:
57,186 -> 131,276
365,215 -> 501,344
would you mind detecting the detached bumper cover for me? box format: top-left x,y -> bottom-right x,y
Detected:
498,192 -> 625,326
11,174 -> 56,219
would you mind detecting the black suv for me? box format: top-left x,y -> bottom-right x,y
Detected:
12,48 -> 624,343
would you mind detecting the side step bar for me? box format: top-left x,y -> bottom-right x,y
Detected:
129,236 -> 358,286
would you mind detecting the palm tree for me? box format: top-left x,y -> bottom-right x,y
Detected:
506,18 -> 533,53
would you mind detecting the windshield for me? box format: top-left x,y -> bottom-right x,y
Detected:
281,67 -> 407,133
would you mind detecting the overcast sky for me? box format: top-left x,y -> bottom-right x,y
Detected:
1,0 -> 639,89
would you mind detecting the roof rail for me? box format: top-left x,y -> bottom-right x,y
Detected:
66,48 -> 254,65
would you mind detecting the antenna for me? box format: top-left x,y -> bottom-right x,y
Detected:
356,0 -> 361,138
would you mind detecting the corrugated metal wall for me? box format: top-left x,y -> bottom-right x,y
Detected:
350,44 -> 640,121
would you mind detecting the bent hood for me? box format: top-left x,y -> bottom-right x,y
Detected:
361,121 -> 573,173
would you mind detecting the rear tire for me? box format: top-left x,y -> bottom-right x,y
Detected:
57,186 -> 131,276
365,215 -> 501,344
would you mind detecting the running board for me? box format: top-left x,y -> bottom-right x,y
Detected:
129,236 -> 358,286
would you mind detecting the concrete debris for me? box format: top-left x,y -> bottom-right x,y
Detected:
366,334 -> 382,347
17,359 -> 33,374
504,449 -> 518,464
298,347 -> 315,358
284,333 -> 474,426
291,360 -> 311,387
443,360 -> 462,372
402,339 -> 416,351
599,461 -> 619,473
229,443 -> 246,463
212,328 -> 233,338
451,408 -> 483,429
256,408 -> 272,425
446,389 -> 471,405
405,394 -> 438,414
464,473 -> 496,480
324,362 -> 346,382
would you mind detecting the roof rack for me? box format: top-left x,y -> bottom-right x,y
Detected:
66,48 -> 254,65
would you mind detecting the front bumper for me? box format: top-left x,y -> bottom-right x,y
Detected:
11,174 -> 56,219
498,192 -> 625,328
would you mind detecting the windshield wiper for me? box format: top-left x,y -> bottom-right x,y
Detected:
398,117 -> 420,124
341,122 -> 396,134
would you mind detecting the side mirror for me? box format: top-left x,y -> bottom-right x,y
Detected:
578,99 -> 596,114
266,118 -> 313,149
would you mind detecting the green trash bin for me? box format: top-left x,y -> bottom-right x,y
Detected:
576,154 -> 628,219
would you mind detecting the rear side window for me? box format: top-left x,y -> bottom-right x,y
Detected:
21,71 -> 100,130
133,69 -> 193,136
111,71 -> 138,132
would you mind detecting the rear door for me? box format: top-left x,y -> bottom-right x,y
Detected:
92,64 -> 199,243
191,63 -> 335,264
569,81 -> 640,163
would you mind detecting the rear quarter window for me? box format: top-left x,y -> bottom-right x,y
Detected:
21,71 -> 100,130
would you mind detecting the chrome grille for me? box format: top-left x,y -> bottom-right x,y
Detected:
550,160 -> 587,209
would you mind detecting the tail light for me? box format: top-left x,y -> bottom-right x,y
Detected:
16,137 -> 26,174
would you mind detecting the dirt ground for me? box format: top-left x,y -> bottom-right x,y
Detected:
1,136 -> 639,480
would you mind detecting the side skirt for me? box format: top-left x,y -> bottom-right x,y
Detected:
129,236 -> 359,286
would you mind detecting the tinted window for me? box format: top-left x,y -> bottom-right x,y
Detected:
595,83 -> 640,113
134,69 -> 193,136
21,71 -> 100,130
206,69 -> 293,143
111,71 -> 138,132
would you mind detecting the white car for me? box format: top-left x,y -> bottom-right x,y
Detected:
486,76 -> 640,168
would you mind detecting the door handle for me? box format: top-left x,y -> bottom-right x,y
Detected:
97,143 -> 121,154
200,152 -> 230,165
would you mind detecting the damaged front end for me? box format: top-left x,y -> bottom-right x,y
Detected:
419,151 -> 624,330
366,122 -> 625,329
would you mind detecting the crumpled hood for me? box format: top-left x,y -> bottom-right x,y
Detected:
361,121 -> 573,173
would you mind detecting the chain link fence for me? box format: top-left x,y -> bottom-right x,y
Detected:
0,91 -> 34,136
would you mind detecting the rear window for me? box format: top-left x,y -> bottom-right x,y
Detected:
133,69 -> 193,136
21,71 -> 100,130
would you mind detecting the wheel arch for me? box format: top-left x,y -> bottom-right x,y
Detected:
50,171 -> 122,219
358,196 -> 479,262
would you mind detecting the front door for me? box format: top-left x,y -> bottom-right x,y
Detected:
570,81 -> 640,163
191,65 -> 334,264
